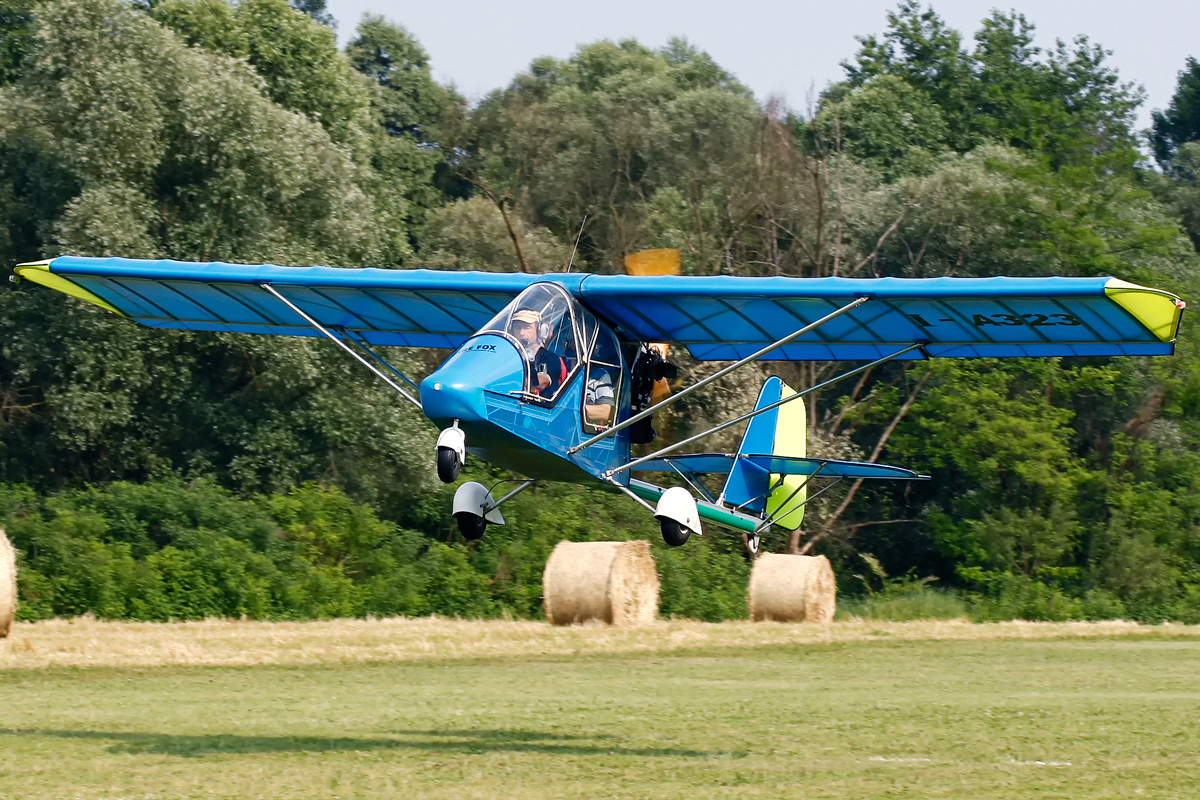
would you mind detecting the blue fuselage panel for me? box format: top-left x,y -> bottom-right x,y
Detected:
420,335 -> 629,482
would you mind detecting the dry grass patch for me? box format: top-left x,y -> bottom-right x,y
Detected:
1,616 -> 1196,670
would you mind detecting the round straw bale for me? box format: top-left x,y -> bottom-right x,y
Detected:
543,540 -> 660,626
0,529 -> 16,638
748,553 -> 836,623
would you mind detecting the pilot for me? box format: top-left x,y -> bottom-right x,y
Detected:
508,309 -> 567,397
508,309 -> 542,359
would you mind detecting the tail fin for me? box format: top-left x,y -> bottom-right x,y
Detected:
719,377 -> 808,530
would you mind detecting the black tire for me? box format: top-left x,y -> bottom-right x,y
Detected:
455,512 -> 487,541
437,446 -> 461,483
659,518 -> 691,547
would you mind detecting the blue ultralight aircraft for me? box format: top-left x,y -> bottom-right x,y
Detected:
13,256 -> 1186,556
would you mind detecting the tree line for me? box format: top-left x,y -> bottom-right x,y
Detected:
2,0 -> 1200,622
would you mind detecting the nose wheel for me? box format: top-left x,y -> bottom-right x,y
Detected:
437,446 -> 462,483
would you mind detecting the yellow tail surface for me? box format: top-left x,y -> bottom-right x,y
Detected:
764,381 -> 807,530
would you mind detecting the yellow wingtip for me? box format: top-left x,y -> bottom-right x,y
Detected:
1104,278 -> 1184,344
14,258 -> 123,315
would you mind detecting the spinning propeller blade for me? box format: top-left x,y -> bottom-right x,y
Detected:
623,249 -> 680,404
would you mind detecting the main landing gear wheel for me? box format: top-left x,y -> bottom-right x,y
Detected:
659,518 -> 691,547
437,446 -> 461,483
454,512 -> 487,541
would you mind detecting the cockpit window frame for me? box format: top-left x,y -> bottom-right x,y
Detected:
581,322 -> 623,434
478,282 -> 588,406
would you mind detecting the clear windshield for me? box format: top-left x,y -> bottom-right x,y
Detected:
479,283 -> 584,402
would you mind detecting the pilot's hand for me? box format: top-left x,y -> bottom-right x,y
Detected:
537,371 -> 551,391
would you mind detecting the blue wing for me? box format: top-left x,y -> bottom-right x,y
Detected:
15,257 -> 1183,358
15,256 -> 568,348
576,274 -> 1183,360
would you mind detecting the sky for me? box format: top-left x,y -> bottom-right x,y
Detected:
323,0 -> 1200,136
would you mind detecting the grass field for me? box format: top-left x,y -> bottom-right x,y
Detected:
1,618 -> 1198,799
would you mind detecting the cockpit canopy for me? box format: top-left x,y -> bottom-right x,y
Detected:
481,283 -> 596,361
478,283 -> 604,402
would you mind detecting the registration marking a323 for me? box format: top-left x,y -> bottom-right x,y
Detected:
908,312 -> 1082,327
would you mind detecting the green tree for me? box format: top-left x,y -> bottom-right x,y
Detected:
0,0 -> 33,84
150,0 -> 247,57
0,0 -> 436,506
235,0 -> 371,149
346,14 -> 445,141
1151,58 -> 1200,172
152,0 -> 426,261
843,0 -> 976,150
817,75 -> 950,178
887,359 -> 1087,588
1160,143 -> 1200,252
345,14 -> 461,245
289,0 -> 333,28
1150,61 -> 1200,253
421,195 -> 575,272
461,38 -> 761,272
837,4 -> 1142,173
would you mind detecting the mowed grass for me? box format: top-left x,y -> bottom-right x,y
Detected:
0,620 -> 1198,799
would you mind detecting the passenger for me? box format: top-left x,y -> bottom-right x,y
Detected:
584,369 -> 616,427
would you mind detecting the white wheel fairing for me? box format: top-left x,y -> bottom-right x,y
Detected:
436,425 -> 466,463
653,486 -> 701,535
453,481 -> 505,525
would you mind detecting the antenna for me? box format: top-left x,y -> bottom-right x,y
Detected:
564,215 -> 587,273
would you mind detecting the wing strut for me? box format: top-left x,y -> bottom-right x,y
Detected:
612,479 -> 660,514
750,462 -> 826,533
343,329 -> 422,392
665,459 -> 718,504
753,474 -> 846,535
260,283 -> 423,410
568,295 -> 872,454
605,342 -> 925,478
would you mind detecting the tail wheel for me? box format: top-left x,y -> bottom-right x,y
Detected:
743,531 -> 761,560
437,446 -> 462,483
454,512 -> 487,541
659,518 -> 691,547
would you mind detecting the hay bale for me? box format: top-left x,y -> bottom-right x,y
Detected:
0,529 -> 16,638
748,553 -> 836,623
543,540 -> 659,626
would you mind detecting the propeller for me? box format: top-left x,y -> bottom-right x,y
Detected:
623,249 -> 680,405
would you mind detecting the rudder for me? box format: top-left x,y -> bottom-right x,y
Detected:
720,377 -> 808,530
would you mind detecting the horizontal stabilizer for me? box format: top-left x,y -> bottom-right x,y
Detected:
631,453 -> 929,480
